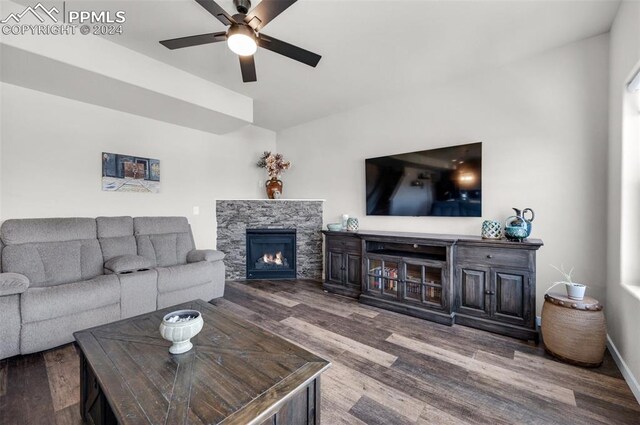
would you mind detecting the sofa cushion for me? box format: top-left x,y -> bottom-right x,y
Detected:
97,216 -> 133,238
187,249 -> 225,263
21,304 -> 120,355
137,233 -> 194,267
21,274 -> 120,323
1,218 -> 96,245
104,255 -> 152,274
0,273 -> 29,296
2,239 -> 103,287
97,217 -> 137,261
134,217 -> 195,267
133,216 -> 191,236
157,282 -> 220,309
0,295 -> 21,359
156,261 -> 215,294
100,236 -> 137,261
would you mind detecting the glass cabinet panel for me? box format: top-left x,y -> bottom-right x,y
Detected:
425,286 -> 442,304
382,261 -> 399,297
367,258 -> 383,293
366,257 -> 400,297
367,256 -> 445,306
405,264 -> 423,282
401,262 -> 444,306
404,263 -> 423,301
424,266 -> 443,305
426,268 -> 442,287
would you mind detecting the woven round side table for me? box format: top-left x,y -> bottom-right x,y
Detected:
541,292 -> 606,367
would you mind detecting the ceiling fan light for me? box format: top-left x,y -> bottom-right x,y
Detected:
227,25 -> 257,56
228,34 -> 257,56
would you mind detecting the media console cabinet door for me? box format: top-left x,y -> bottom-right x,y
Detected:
401,259 -> 447,309
328,250 -> 361,288
457,266 -> 491,317
327,250 -> 344,285
323,233 -> 363,297
364,255 -> 400,298
492,268 -> 533,327
345,253 -> 361,287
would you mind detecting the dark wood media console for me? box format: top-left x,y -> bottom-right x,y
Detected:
322,230 -> 543,341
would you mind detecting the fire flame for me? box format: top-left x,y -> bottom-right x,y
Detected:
262,252 -> 284,265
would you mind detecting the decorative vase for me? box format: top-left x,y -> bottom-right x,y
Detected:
265,177 -> 283,199
504,216 -> 528,242
481,220 -> 502,239
341,214 -> 349,230
504,207 -> 535,241
347,217 -> 359,232
511,207 -> 535,237
159,310 -> 203,354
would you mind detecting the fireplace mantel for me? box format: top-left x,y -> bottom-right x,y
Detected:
216,200 -> 324,280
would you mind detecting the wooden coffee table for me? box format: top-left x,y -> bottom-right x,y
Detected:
74,299 -> 330,425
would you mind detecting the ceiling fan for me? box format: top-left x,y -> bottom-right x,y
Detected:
159,0 -> 321,83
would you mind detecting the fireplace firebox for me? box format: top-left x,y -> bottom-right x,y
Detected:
246,229 -> 297,279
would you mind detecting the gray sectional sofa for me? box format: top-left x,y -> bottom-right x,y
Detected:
0,216 -> 225,359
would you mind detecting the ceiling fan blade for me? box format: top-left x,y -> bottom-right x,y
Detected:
245,0 -> 297,31
160,31 -> 227,50
258,34 -> 321,67
194,0 -> 236,26
239,55 -> 257,82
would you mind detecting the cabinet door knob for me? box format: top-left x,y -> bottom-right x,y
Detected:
486,254 -> 493,259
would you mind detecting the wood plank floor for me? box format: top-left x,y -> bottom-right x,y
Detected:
1,279 -> 638,424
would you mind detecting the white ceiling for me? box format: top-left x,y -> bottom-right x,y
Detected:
19,0 -> 623,131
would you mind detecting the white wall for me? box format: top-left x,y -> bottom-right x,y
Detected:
277,34 -> 610,311
0,83 -> 276,248
607,0 -> 640,401
1,0 -> 254,126
0,82 -> 3,221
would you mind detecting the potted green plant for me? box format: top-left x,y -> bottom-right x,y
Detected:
549,264 -> 587,300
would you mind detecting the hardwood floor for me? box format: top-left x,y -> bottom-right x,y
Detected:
1,279 -> 638,424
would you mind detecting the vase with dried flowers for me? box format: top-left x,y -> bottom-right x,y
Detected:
257,151 -> 291,199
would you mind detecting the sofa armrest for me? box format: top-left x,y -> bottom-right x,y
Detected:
104,255 -> 153,274
0,272 -> 29,296
187,249 -> 225,263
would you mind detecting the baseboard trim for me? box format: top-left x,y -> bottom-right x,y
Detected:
607,334 -> 640,404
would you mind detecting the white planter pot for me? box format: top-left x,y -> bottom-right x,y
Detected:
565,283 -> 586,300
159,309 -> 203,354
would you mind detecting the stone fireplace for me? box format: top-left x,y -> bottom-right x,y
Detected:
216,200 -> 323,280
245,229 -> 296,279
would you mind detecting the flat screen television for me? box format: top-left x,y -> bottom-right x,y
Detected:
365,142 -> 482,217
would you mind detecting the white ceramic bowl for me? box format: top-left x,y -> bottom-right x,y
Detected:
159,309 -> 203,354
